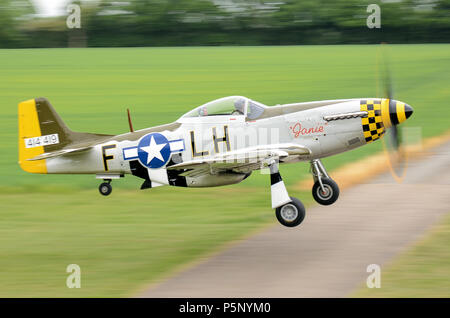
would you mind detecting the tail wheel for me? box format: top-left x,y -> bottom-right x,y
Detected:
275,197 -> 306,227
312,178 -> 339,205
99,182 -> 112,196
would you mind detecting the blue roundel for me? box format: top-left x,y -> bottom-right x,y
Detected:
137,133 -> 171,169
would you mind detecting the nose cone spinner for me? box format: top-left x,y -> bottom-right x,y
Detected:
404,104 -> 414,120
382,99 -> 414,127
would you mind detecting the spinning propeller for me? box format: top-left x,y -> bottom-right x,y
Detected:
376,45 -> 414,182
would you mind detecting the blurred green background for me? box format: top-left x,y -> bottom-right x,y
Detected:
1,0 -> 449,48
0,45 -> 449,296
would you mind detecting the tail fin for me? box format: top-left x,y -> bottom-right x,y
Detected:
18,98 -> 111,173
19,98 -> 58,173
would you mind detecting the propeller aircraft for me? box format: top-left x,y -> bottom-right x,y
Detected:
18,94 -> 413,227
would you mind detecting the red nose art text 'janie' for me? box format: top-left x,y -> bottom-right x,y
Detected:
290,123 -> 324,138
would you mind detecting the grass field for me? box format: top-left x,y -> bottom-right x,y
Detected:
0,44 -> 449,297
353,212 -> 450,297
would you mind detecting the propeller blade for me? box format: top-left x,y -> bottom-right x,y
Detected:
390,125 -> 399,150
380,46 -> 394,100
376,44 -> 408,182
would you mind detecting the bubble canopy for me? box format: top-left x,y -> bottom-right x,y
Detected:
180,96 -> 266,120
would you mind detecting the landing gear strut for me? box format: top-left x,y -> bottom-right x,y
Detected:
269,161 -> 306,227
310,159 -> 339,205
99,179 -> 112,196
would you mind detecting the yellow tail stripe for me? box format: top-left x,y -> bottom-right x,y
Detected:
396,101 -> 406,124
18,99 -> 47,174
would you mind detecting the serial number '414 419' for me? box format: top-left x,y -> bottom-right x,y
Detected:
25,133 -> 59,148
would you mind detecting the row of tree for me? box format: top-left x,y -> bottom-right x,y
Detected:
1,0 -> 449,48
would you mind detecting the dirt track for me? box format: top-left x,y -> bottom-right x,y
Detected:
139,141 -> 450,297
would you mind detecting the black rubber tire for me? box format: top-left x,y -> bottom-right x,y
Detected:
99,182 -> 112,196
312,178 -> 339,205
275,197 -> 306,227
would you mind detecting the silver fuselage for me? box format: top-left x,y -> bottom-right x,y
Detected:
44,98 -> 369,187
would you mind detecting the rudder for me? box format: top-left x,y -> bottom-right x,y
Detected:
18,99 -> 46,173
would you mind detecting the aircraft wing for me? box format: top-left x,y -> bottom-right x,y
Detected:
167,144 -> 310,177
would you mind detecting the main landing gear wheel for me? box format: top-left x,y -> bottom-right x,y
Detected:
275,197 -> 306,228
99,181 -> 112,196
312,178 -> 339,205
310,159 -> 339,206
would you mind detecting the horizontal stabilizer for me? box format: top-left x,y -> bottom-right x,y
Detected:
26,146 -> 92,161
18,97 -> 113,173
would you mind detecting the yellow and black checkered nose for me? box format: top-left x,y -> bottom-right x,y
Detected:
360,99 -> 413,143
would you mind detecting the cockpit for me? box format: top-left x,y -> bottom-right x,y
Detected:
180,96 -> 266,120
